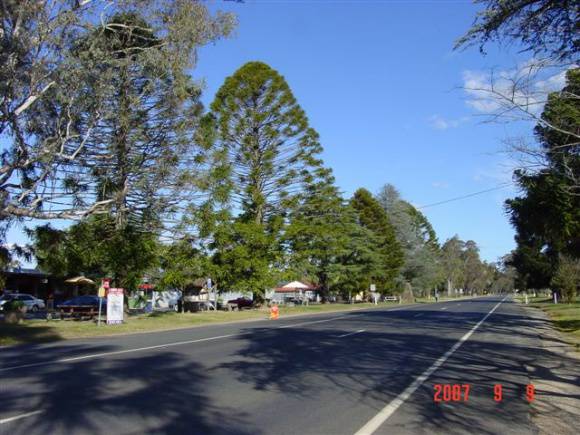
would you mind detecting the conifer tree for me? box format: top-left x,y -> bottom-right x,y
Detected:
350,188 -> 403,292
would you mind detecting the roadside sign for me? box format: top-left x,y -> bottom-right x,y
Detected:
98,287 -> 106,298
107,288 -> 124,324
103,279 -> 110,289
370,284 -> 376,292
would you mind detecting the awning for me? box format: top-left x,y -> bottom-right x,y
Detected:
65,276 -> 96,285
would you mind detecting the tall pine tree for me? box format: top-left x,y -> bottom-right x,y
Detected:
206,62 -> 326,299
350,188 -> 403,292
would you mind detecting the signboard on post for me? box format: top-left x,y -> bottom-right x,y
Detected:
370,284 -> 376,292
107,288 -> 124,324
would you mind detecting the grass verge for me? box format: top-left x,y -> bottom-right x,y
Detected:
518,296 -> 580,348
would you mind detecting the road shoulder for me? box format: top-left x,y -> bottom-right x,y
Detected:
520,304 -> 580,435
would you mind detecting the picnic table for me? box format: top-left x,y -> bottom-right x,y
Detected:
51,305 -> 101,320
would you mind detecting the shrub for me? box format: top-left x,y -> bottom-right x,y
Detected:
551,256 -> 580,303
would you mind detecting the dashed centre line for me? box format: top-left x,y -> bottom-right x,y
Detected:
335,329 -> 365,338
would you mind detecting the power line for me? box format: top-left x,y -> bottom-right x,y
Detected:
417,182 -> 514,210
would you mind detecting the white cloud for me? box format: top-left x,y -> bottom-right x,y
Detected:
428,114 -> 468,130
431,181 -> 450,189
462,60 -> 572,115
534,69 -> 567,94
473,158 -> 519,185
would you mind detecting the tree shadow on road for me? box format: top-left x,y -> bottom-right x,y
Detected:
214,300 -> 580,434
3,350 -> 256,435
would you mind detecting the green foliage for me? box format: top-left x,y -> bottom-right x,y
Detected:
73,12 -> 207,231
1,0 -> 236,222
551,256 -> 580,303
205,61 -> 327,298
440,236 -> 506,294
285,170 -> 374,299
211,217 -> 280,301
3,299 -> 24,313
156,240 -> 207,291
27,216 -> 158,291
207,61 -> 324,224
506,69 -> 580,290
350,188 -> 403,291
456,0 -> 578,62
377,184 -> 443,294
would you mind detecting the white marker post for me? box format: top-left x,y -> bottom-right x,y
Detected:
370,284 -> 377,305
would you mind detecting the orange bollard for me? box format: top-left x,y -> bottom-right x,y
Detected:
269,304 -> 279,320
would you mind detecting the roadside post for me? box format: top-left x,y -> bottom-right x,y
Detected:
207,278 -> 215,310
97,285 -> 105,326
97,278 -> 110,326
370,284 -> 377,305
525,293 -> 529,304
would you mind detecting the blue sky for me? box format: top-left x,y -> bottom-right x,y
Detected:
7,0 -> 564,264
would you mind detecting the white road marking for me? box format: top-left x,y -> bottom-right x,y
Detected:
278,316 -> 347,329
0,333 -> 239,372
0,410 -> 43,425
354,296 -> 507,435
413,313 -> 423,318
440,307 -> 448,310
336,329 -> 365,338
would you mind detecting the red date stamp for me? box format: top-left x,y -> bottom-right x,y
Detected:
433,384 -> 535,403
433,384 -> 470,402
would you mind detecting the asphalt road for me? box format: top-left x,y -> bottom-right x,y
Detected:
0,296 -> 570,434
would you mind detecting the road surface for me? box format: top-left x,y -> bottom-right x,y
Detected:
0,296 -> 573,434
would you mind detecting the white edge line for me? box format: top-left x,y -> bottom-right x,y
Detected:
0,410 -> 44,425
336,329 -> 366,338
353,296 -> 507,435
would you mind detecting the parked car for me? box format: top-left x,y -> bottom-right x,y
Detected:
58,295 -> 106,309
0,293 -> 45,312
227,297 -> 253,310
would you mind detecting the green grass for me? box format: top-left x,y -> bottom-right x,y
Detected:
520,297 -> 580,347
415,295 -> 475,303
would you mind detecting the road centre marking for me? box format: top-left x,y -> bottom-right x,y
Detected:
354,296 -> 507,435
0,333 -> 239,372
336,329 -> 365,338
277,316 -> 347,329
0,410 -> 43,425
